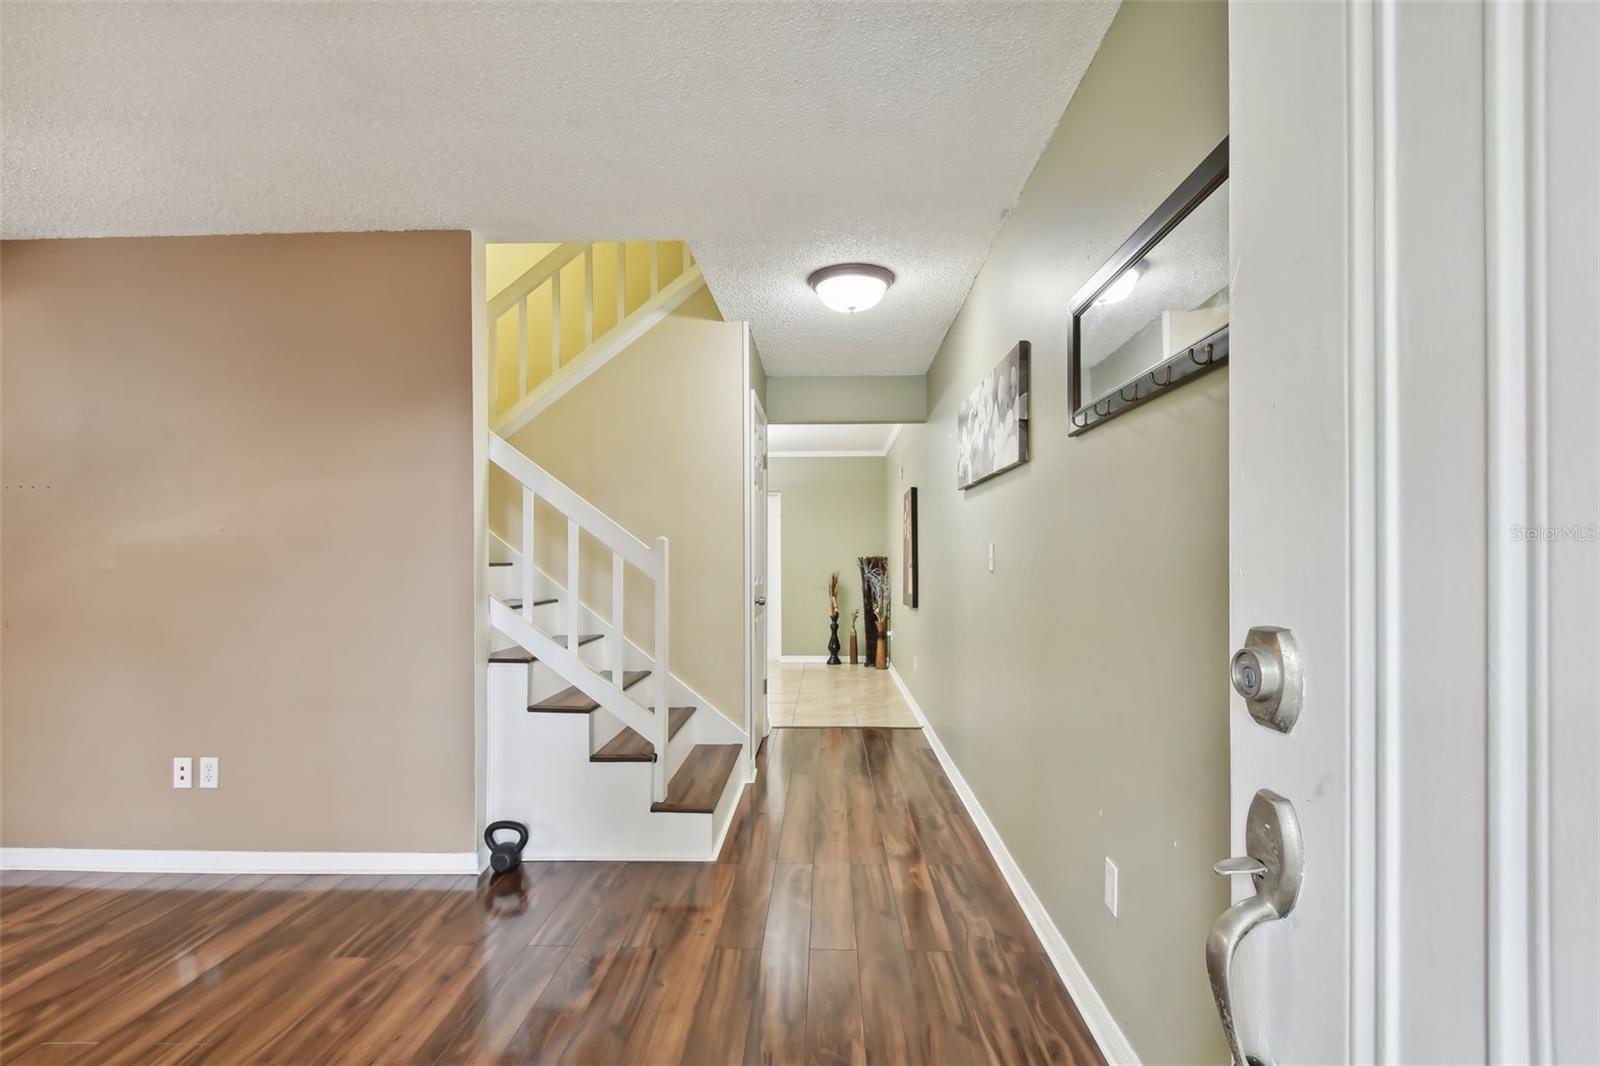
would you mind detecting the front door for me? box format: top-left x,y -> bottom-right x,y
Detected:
1225,2 -> 1594,1064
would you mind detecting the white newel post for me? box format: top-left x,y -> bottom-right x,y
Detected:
582,247 -> 595,348
520,487 -> 535,622
652,536 -> 671,803
566,519 -> 581,654
549,271 -> 562,375
615,242 -> 627,324
516,297 -> 529,398
611,552 -> 626,686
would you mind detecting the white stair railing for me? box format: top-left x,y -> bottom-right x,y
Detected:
487,433 -> 671,802
488,241 -> 698,436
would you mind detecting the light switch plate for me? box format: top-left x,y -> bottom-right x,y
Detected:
987,542 -> 996,573
1104,857 -> 1119,917
199,757 -> 219,789
172,757 -> 192,789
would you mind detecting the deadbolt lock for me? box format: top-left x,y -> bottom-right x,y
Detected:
1230,626 -> 1302,733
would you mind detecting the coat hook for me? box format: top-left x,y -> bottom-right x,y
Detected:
1072,408 -> 1089,427
1120,382 -> 1141,403
1094,397 -> 1113,416
1151,364 -> 1174,386
1189,345 -> 1216,367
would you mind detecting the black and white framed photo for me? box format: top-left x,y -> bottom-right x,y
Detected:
956,341 -> 1030,490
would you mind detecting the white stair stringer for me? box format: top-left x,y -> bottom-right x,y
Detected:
486,660 -> 746,861
488,533 -> 744,751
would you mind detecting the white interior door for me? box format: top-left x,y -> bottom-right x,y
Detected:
766,493 -> 782,667
750,393 -> 769,743
1227,3 -> 1596,1064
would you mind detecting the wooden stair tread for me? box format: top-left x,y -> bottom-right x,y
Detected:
488,634 -> 603,664
501,597 -> 558,610
589,706 -> 696,762
651,744 -> 741,813
529,670 -> 650,713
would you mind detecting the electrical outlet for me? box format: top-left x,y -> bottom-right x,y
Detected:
172,757 -> 192,789
199,757 -> 219,789
987,542 -> 996,573
1104,858 -> 1119,917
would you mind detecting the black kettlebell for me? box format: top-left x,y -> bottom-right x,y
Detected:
484,820 -> 529,876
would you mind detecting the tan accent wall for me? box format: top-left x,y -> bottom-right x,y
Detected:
490,286 -> 747,723
1,232 -> 475,852
768,457 -> 887,658
881,3 -> 1231,1062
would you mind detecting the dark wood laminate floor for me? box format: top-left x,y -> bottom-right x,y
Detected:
0,728 -> 1103,1065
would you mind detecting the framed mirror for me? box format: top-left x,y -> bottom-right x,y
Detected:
1067,138 -> 1229,434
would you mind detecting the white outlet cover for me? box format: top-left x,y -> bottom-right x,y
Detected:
199,756 -> 219,789
1104,857 -> 1119,917
172,757 -> 192,789
987,542 -> 996,573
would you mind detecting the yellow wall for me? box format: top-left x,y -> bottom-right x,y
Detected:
487,241 -> 693,419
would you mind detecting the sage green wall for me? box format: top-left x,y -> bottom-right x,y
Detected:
766,374 -> 926,424
882,3 -> 1230,1063
769,457 -> 887,658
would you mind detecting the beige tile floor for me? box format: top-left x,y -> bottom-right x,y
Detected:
766,660 -> 922,728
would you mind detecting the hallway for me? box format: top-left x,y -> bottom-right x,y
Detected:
768,661 -> 922,728
0,728 -> 1102,1064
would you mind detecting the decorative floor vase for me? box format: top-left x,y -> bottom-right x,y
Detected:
874,636 -> 887,670
827,614 -> 842,665
849,634 -> 859,665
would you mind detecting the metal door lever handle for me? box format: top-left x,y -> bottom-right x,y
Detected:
1207,893 -> 1279,1066
754,596 -> 767,606
1206,790 -> 1305,1066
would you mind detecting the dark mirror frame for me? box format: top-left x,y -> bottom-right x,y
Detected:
1067,137 -> 1230,435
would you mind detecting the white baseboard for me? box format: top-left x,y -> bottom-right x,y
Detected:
887,666 -> 1142,1066
0,848 -> 480,875
777,654 -> 830,663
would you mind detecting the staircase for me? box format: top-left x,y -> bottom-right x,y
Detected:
489,240 -> 702,437
483,262 -> 747,858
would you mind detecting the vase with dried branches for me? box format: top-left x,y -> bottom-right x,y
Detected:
849,609 -> 860,665
862,563 -> 890,669
826,572 -> 842,665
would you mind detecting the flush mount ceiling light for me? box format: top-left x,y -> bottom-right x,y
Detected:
1095,264 -> 1143,306
808,263 -> 895,313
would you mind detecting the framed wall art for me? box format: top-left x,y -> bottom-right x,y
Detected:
956,340 -> 1030,489
902,487 -> 918,608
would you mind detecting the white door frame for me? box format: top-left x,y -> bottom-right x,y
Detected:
1228,3 -> 1595,1063
767,492 -> 782,666
740,324 -> 766,779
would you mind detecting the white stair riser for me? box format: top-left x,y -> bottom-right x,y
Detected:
487,663 -> 721,860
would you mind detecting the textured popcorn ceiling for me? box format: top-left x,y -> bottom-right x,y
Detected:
1,2 -> 1117,375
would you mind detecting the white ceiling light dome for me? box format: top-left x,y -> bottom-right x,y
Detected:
808,263 -> 896,313
1095,264 -> 1143,305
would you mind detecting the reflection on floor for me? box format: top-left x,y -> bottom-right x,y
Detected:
768,660 -> 921,728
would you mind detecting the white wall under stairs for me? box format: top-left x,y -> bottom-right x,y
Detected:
485,546 -> 747,861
